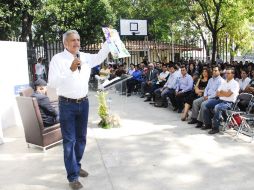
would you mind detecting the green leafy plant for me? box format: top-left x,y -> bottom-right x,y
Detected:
96,91 -> 121,129
97,91 -> 111,129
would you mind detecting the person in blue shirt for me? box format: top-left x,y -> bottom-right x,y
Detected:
175,65 -> 194,113
154,64 -> 178,107
126,64 -> 143,96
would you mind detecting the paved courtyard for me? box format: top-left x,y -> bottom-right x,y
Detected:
0,90 -> 254,190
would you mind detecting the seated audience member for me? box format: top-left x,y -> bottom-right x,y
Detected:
154,64 -> 178,108
126,65 -> 143,96
115,64 -> 127,77
247,64 -> 254,79
188,62 -> 197,77
114,64 -> 127,93
181,68 -> 210,121
31,79 -> 59,127
203,68 -> 239,134
243,75 -> 254,95
156,64 -> 170,87
140,63 -> 159,99
238,69 -> 251,93
95,63 -> 111,88
127,63 -> 135,75
175,63 -> 181,77
188,66 -> 223,128
146,64 -> 170,102
155,62 -> 163,73
175,65 -> 194,113
96,63 -> 110,79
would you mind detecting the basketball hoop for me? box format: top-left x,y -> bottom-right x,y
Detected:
120,19 -> 147,36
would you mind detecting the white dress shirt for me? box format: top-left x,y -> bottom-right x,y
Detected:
218,79 -> 239,102
159,71 -> 169,80
48,42 -> 110,99
35,63 -> 46,75
238,77 -> 251,91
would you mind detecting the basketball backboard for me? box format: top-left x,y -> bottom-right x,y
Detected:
120,19 -> 148,36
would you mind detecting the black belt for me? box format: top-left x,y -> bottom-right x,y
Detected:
59,95 -> 88,103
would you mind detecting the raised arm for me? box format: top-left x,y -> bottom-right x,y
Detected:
88,42 -> 110,68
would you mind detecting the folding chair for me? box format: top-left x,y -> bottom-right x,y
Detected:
236,114 -> 254,142
222,93 -> 254,131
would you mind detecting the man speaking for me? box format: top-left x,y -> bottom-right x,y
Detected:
48,30 -> 110,189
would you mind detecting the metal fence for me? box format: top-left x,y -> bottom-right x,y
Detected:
27,37 -> 231,82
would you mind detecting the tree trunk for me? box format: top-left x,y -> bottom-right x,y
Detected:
21,11 -> 33,45
199,31 -> 209,58
211,31 -> 217,64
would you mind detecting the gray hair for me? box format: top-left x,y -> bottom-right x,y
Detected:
62,30 -> 79,43
148,63 -> 154,68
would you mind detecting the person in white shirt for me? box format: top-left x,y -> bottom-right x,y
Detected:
95,63 -> 111,89
238,69 -> 251,93
156,64 -> 169,86
35,57 -> 46,80
127,63 -> 135,75
48,30 -> 110,189
174,63 -> 181,78
203,67 -> 239,134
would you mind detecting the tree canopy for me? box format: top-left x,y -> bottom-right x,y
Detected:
0,0 -> 253,60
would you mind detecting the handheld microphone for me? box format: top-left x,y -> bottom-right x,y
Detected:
76,52 -> 81,72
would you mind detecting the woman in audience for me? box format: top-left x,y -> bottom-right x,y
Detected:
181,68 -> 211,121
188,62 -> 200,83
188,62 -> 197,77
250,68 -> 254,79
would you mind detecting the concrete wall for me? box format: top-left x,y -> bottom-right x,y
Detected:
0,41 -> 29,142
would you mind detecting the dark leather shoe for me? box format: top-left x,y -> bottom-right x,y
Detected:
79,168 -> 89,177
127,93 -> 131,97
69,180 -> 83,190
144,98 -> 151,102
195,121 -> 203,128
208,128 -> 219,134
140,95 -> 145,98
188,118 -> 198,124
201,125 -> 212,130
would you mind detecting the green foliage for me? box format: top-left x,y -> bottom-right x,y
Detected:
0,0 -> 42,41
97,91 -> 110,129
96,91 -> 121,129
1,0 -> 253,57
170,0 -> 254,60
33,0 -> 116,44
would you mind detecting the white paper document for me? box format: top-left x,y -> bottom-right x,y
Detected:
102,27 -> 131,59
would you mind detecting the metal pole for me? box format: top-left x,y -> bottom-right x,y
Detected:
226,33 -> 228,63
172,31 -> 174,62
